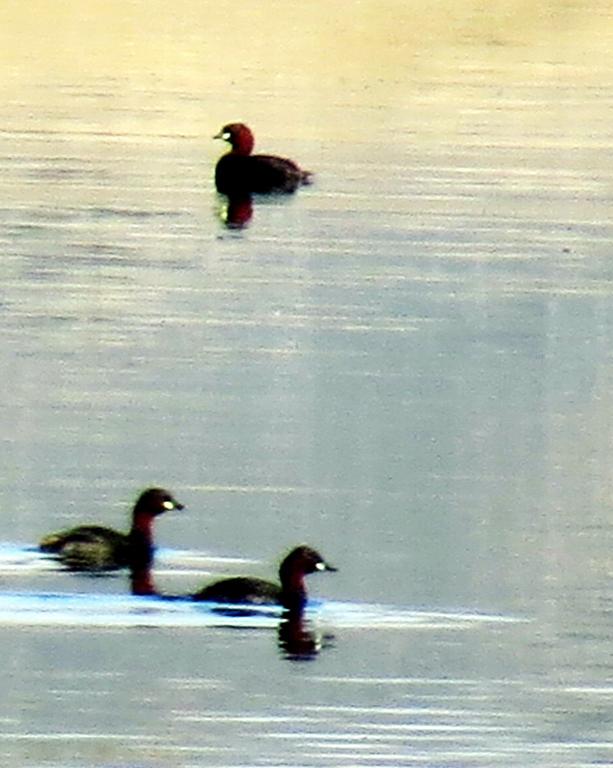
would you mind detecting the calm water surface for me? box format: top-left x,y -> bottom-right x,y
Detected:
1,0 -> 613,765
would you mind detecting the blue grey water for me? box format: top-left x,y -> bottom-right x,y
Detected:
1,0 -> 613,765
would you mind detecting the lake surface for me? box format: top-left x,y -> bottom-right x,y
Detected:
1,0 -> 613,765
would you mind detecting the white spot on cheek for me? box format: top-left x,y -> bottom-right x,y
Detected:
162,500 -> 175,510
315,561 -> 326,571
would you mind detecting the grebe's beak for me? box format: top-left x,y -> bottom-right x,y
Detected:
213,130 -> 231,141
316,559 -> 337,573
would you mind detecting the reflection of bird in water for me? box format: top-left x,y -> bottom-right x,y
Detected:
192,545 -> 336,611
214,123 -> 313,195
39,488 -> 184,572
217,194 -> 253,229
277,610 -> 335,662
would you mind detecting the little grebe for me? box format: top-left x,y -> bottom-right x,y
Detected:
39,487 -> 183,571
192,545 -> 336,611
214,123 -> 312,195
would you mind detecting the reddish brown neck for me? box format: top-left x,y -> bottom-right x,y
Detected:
131,510 -> 154,540
281,573 -> 307,612
231,127 -> 254,156
131,566 -> 157,596
284,571 -> 306,594
128,512 -> 156,576
128,510 -> 158,595
280,564 -> 307,606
